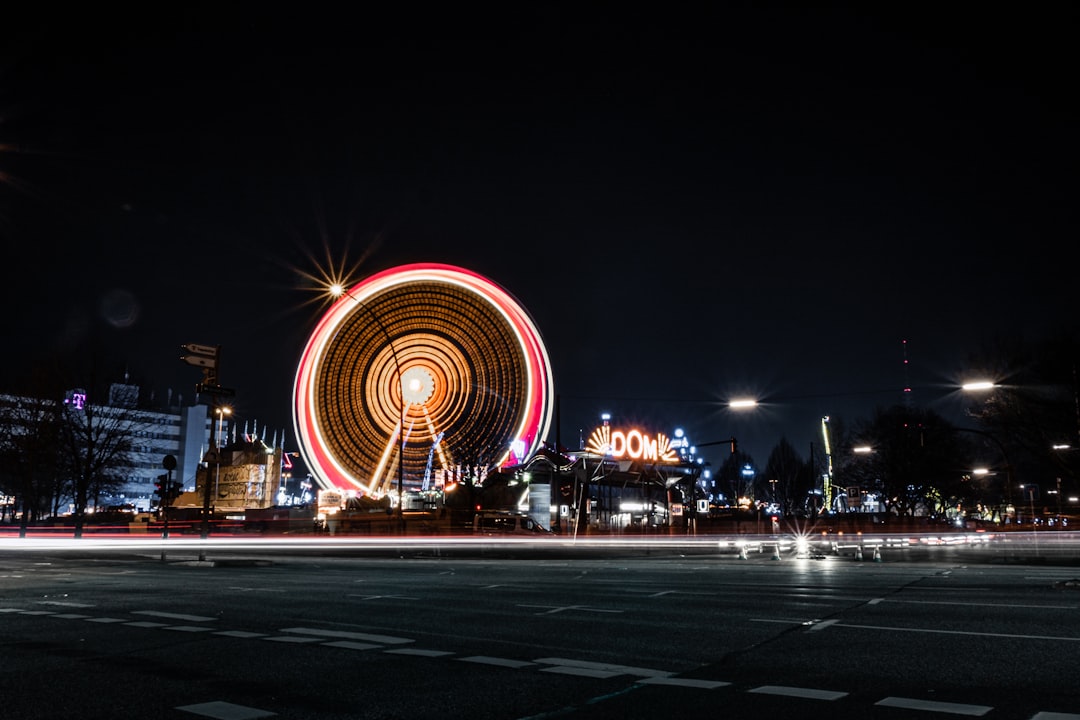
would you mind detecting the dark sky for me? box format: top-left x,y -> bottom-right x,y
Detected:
2,6 -> 1077,470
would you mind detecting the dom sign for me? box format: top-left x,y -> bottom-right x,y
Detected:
586,425 -> 680,463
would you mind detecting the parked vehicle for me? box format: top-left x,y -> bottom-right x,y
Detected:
473,511 -> 554,536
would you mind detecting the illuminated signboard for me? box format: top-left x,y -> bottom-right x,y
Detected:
586,424 -> 680,463
65,389 -> 88,410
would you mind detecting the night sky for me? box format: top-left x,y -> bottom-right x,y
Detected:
2,6 -> 1077,471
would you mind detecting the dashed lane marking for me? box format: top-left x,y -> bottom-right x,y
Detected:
279,627 -> 414,644
639,677 -> 730,689
460,656 -> 535,669
875,696 -> 992,716
5,605 -> 1074,718
133,610 -> 216,622
176,700 -> 276,719
163,625 -> 215,633
385,648 -> 455,657
321,640 -> 382,650
541,666 -> 621,678
533,658 -> 672,678
749,685 -> 847,701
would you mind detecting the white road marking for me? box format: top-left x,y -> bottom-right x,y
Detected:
225,587 -> 286,593
541,666 -> 621,678
346,594 -> 418,601
133,610 -> 216,622
639,677 -> 730,689
214,630 -> 266,638
322,640 -> 382,650
280,627 -> 414,644
749,685 -> 847,701
1030,713 -> 1080,720
647,590 -> 716,598
126,621 -> 168,628
534,658 -> 672,678
38,600 -> 95,607
876,696 -> 991,716
459,656 -> 535,669
823,621 -> 1080,642
164,625 -> 214,633
263,636 -> 322,643
879,598 -> 1077,610
385,648 -> 455,657
176,700 -> 277,719
85,617 -> 127,623
518,604 -> 622,615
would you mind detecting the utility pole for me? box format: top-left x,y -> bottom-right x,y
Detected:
179,343 -> 235,560
160,454 -> 177,562
693,438 -> 737,534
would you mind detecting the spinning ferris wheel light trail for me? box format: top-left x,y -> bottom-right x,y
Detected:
293,263 -> 554,503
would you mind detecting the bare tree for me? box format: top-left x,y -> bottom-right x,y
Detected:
849,405 -> 972,518
761,437 -> 806,515
0,393 -> 65,536
964,332 -> 1080,508
55,389 -> 136,538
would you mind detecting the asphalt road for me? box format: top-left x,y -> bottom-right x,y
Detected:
1,537 -> 1079,719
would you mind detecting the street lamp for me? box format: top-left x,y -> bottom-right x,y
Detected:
214,406 -> 232,501
215,406 -> 232,447
329,283 -> 407,532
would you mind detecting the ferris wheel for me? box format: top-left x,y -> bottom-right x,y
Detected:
293,263 -> 554,496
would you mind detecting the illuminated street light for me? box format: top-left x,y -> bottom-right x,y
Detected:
215,406 -> 232,447
214,406 -> 232,500
729,398 -> 758,409
961,381 -> 997,391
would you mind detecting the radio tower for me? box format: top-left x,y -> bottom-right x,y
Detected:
901,339 -> 913,407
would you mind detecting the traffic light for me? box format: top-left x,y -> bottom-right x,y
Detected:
153,474 -> 167,500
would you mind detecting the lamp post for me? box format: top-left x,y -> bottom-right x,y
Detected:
329,283 -> 407,533
214,406 -> 232,501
